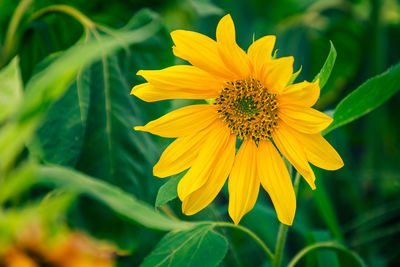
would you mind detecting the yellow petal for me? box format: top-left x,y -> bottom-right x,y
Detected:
177,120 -> 232,201
131,65 -> 223,102
247,35 -> 276,79
291,132 -> 344,170
228,139 -> 260,225
171,30 -> 235,80
135,104 -> 217,138
138,65 -> 223,91
279,105 -> 333,134
257,141 -> 296,225
182,134 -> 236,215
216,14 -> 251,79
279,79 -> 320,107
131,83 -> 218,102
272,123 -> 316,189
261,56 -> 294,94
153,127 -> 212,178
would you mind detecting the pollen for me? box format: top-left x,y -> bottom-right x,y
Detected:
215,78 -> 279,141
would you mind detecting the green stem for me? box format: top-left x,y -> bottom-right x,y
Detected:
273,224 -> 289,267
2,0 -> 34,66
27,4 -> 95,30
213,221 -> 274,261
287,241 -> 367,267
272,172 -> 301,267
209,205 -> 242,267
293,171 -> 301,195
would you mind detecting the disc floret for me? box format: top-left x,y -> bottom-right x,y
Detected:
215,78 -> 278,141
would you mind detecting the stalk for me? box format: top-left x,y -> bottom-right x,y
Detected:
214,221 -> 274,261
272,172 -> 301,267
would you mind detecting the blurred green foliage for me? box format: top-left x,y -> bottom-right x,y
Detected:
0,0 -> 400,266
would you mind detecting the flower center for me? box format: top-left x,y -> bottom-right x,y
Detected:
215,78 -> 279,141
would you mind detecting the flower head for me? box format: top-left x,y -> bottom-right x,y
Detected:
132,14 -> 343,225
0,224 -> 115,267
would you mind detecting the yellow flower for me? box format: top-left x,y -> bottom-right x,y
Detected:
132,14 -> 343,225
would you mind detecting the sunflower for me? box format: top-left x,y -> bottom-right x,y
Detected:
132,14 -> 343,225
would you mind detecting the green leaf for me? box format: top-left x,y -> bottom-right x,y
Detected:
31,9 -> 173,172
72,10 -> 176,250
18,6 -> 84,81
46,10 -> 171,201
75,27 -> 158,200
141,224 -> 228,267
119,8 -> 174,121
324,62 -> 400,134
0,56 -> 23,122
21,19 -> 160,123
155,172 -> 184,208
313,41 -> 337,89
30,52 -> 90,166
0,17 -> 161,170
27,9 -> 175,251
37,165 -> 193,231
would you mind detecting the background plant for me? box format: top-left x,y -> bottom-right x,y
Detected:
0,0 -> 400,266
